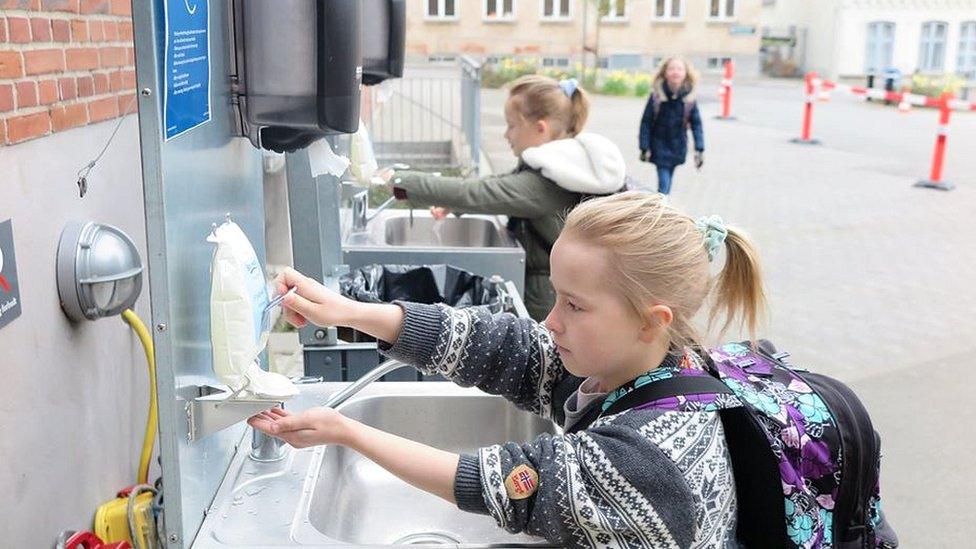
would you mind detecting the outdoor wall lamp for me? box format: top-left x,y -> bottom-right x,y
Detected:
57,221 -> 143,321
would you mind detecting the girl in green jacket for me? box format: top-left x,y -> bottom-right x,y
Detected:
378,75 -> 626,321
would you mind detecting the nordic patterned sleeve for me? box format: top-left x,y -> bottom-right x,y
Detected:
378,301 -> 567,420
453,420 -> 699,549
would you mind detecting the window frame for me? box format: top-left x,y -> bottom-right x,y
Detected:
600,0 -> 629,23
957,21 -> 976,76
540,0 -> 573,22
424,0 -> 460,21
651,0 -> 684,22
865,21 -> 895,75
483,0 -> 517,22
707,0 -> 737,22
918,20 -> 949,73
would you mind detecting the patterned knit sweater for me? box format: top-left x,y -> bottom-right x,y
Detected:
380,302 -> 740,548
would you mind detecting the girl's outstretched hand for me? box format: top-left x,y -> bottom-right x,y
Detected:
273,267 -> 357,329
430,206 -> 451,220
248,407 -> 352,448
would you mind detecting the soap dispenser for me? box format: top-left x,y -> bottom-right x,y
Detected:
232,0 -> 363,152
362,0 -> 406,86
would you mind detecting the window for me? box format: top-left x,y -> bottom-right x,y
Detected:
542,0 -> 572,20
958,21 -> 976,76
708,0 -> 736,20
918,21 -> 948,72
653,0 -> 683,20
427,54 -> 458,63
601,0 -> 627,21
543,57 -> 571,67
426,0 -> 458,20
484,0 -> 515,21
865,21 -> 895,74
707,56 -> 732,70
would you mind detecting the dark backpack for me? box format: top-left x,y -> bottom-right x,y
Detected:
571,341 -> 898,549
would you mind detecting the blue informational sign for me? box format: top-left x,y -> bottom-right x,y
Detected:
163,0 -> 211,140
0,219 -> 22,330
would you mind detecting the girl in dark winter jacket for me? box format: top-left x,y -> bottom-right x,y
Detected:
638,57 -> 705,196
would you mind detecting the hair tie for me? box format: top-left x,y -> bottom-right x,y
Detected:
558,78 -> 578,98
695,215 -> 728,262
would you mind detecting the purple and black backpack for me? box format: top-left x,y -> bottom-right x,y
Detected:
588,341 -> 899,548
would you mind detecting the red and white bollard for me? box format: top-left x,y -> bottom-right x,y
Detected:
915,92 -> 955,191
715,60 -> 736,120
791,72 -> 821,145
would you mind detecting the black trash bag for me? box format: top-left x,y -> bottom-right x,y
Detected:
340,264 -> 502,309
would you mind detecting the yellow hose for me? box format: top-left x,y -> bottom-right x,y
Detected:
122,309 -> 158,486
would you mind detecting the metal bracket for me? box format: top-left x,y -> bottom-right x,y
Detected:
185,385 -> 284,442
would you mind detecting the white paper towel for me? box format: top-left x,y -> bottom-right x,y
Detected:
308,137 -> 350,178
349,119 -> 379,183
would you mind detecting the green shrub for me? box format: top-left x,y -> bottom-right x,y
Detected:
909,73 -> 967,98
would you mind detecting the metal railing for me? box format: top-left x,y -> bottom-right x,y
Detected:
364,56 -> 482,173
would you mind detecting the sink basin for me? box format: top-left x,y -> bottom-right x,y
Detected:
194,382 -> 558,548
343,210 -> 518,250
383,216 -> 508,248
311,394 -> 554,545
342,210 -> 526,295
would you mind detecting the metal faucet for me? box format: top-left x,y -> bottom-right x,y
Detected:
247,361 -> 411,461
250,406 -> 288,462
351,189 -> 398,232
323,360 -> 414,409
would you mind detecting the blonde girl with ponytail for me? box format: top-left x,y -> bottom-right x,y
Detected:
252,192 -> 766,547
377,75 -> 628,321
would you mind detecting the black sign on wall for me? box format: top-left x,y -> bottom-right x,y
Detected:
0,219 -> 22,330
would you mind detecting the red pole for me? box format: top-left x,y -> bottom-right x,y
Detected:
721,60 -> 733,118
916,92 -> 955,190
791,72 -> 820,144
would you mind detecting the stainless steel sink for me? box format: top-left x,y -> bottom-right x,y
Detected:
383,216 -> 508,248
193,382 -> 558,548
343,210 -> 518,250
342,210 -> 526,295
311,394 -> 553,545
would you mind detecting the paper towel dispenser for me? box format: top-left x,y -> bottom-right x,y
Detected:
231,0 -> 363,152
362,0 -> 406,86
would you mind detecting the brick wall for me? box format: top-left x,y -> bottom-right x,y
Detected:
0,0 -> 134,145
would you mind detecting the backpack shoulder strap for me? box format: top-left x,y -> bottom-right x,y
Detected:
683,100 -> 694,128
604,375 -> 732,416
566,375 -> 732,434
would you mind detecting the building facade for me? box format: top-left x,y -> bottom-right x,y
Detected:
407,0 -> 764,76
1,1 -> 153,544
762,0 -> 976,79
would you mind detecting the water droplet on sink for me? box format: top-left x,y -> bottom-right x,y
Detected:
232,495 -> 244,506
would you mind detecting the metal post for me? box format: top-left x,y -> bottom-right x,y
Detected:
915,92 -> 955,191
715,59 -> 736,120
791,71 -> 821,145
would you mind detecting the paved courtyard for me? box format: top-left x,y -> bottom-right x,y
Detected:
480,80 -> 976,547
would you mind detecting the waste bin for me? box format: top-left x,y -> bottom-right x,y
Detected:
337,264 -> 522,381
883,67 -> 902,105
340,264 -> 507,311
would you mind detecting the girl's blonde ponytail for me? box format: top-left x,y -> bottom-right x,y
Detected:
709,227 -> 767,341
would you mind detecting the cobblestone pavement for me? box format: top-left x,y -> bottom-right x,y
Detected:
481,80 -> 976,547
